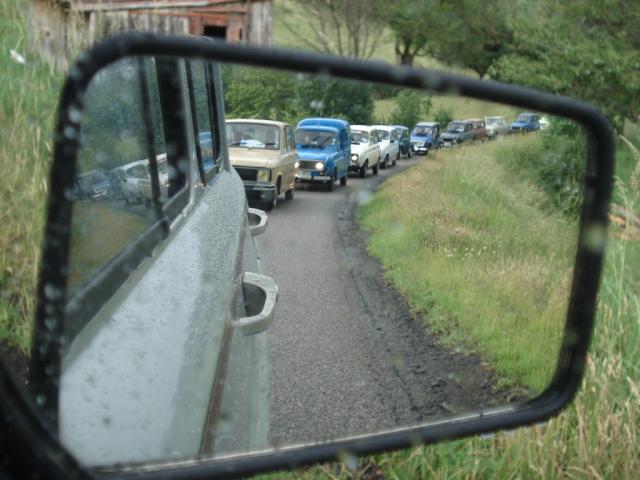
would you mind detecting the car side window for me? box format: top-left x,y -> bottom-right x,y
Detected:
186,60 -> 219,183
286,126 -> 295,151
66,57 -> 166,339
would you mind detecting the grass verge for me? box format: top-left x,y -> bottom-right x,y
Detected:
0,0 -> 63,352
359,135 -> 575,391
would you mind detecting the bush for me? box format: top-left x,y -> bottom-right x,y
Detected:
389,90 -> 432,129
433,107 -> 453,130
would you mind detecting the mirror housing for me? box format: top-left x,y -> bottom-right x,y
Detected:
1,32 -> 614,479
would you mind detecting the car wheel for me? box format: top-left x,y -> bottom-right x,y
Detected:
327,169 -> 335,192
285,187 -> 294,201
381,155 -> 388,169
340,173 -> 347,186
359,161 -> 367,178
263,192 -> 277,211
372,160 -> 379,175
408,149 -> 412,158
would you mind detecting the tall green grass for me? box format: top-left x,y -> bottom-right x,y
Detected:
0,0 -> 62,351
360,136 -> 575,391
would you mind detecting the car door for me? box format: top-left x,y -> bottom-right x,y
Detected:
34,55 -> 273,467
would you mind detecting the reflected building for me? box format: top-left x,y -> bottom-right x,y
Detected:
28,0 -> 273,72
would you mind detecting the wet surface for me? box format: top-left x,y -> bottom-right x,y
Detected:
259,156 -> 521,447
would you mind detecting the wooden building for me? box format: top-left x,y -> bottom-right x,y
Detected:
29,0 -> 273,71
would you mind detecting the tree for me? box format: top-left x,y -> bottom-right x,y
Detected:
389,90 -> 432,129
422,0 -> 515,78
493,1 -> 640,131
277,0 -> 387,60
384,0 -> 441,66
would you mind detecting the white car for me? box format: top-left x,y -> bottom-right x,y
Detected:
349,125 -> 381,178
484,116 -> 510,138
372,125 -> 400,168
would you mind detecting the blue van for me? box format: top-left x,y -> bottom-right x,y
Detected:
295,118 -> 350,191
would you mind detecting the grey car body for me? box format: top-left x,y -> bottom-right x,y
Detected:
441,120 -> 474,146
58,58 -> 273,466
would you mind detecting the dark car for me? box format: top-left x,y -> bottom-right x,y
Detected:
441,120 -> 474,146
392,125 -> 412,158
73,169 -> 110,200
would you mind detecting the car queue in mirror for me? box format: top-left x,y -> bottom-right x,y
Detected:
0,33 -> 613,480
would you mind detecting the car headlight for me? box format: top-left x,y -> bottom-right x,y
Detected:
351,154 -> 358,161
257,168 -> 270,182
315,162 -> 324,170
294,161 -> 300,168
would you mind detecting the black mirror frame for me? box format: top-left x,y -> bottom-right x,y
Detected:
1,32 -> 613,480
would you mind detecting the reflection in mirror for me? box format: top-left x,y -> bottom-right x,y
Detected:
40,58 -> 586,469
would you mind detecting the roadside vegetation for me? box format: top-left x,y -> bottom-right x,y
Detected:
360,135 -> 575,391
0,0 -> 62,352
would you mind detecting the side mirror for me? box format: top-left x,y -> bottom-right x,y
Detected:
0,33 -> 613,480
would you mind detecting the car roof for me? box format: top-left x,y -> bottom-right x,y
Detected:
110,159 -> 148,173
295,125 -> 339,134
391,125 -> 409,130
226,118 -> 290,129
371,125 -> 394,131
415,122 -> 439,127
485,116 -> 506,119
351,125 -> 374,132
297,118 -> 349,130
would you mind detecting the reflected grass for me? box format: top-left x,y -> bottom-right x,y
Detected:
359,135 -> 576,391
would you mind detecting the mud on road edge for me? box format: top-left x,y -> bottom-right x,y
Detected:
336,162 -> 530,423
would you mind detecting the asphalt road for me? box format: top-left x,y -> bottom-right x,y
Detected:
258,155 -> 513,448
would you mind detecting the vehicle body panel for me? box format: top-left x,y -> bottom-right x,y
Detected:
372,125 -> 400,167
392,125 -> 412,156
511,112 -> 540,133
411,121 -> 441,154
466,118 -> 487,141
485,116 -> 510,137
227,119 -> 298,205
350,125 -> 381,174
295,118 -> 350,184
441,120 -> 474,147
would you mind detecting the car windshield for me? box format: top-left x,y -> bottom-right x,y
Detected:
295,129 -> 337,148
447,122 -> 466,132
486,117 -> 502,125
226,123 -> 280,149
376,130 -> 390,141
517,114 -> 533,122
351,130 -> 369,144
412,126 -> 433,136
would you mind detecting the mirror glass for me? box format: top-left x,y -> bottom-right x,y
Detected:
8,56 -> 587,469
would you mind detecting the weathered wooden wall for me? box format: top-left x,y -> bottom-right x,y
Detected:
28,0 -> 272,72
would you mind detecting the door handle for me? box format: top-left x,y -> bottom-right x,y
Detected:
233,272 -> 278,336
248,208 -> 268,236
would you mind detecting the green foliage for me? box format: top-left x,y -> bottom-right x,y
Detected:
222,66 -> 375,125
433,106 -> 453,130
384,0 -> 441,66
494,1 -> 640,131
388,90 -> 432,129
498,120 -> 586,216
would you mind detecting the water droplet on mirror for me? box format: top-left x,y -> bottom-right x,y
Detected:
36,394 -> 46,406
68,106 -> 82,124
358,189 -> 373,206
44,317 -> 57,331
63,126 -> 77,140
44,283 -> 63,300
